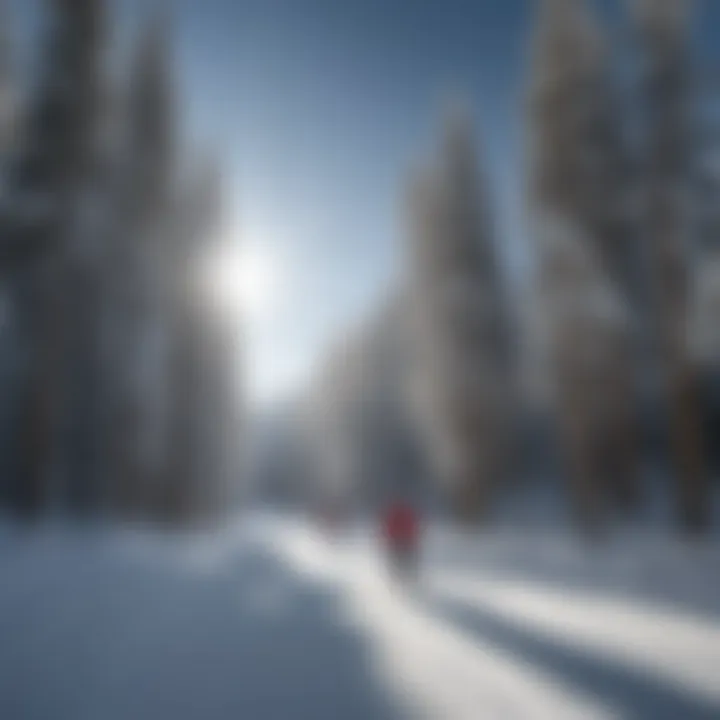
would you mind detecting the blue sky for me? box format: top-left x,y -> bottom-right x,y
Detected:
7,0 -> 720,408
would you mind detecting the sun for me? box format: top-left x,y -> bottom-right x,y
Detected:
203,239 -> 282,324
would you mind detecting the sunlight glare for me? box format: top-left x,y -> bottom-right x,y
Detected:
205,239 -> 282,324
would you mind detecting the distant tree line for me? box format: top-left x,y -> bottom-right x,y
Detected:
0,0 -> 242,524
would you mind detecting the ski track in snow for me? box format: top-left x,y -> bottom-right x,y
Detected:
0,516 -> 718,720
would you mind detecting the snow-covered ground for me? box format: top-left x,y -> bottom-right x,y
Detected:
0,514 -> 718,719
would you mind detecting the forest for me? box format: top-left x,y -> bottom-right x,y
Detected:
1,3 -> 718,718
0,0 -> 718,537
0,0 -> 241,525
265,0 -> 720,536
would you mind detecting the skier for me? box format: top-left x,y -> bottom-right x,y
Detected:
381,497 -> 420,583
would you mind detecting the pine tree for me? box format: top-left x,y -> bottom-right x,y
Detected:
527,0 -> 639,529
0,0 -> 19,508
109,12 -> 175,517
63,2 -> 108,516
689,56 -> 720,477
632,0 -> 710,533
11,0 -> 105,517
126,13 -> 174,229
407,107 -> 515,521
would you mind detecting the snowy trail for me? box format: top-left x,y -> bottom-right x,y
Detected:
276,523 -> 720,720
1,518 -> 719,720
279,529 -> 615,720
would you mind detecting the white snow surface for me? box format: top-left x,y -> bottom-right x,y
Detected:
0,514 -> 719,720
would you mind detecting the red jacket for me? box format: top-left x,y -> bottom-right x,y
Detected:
382,504 -> 419,547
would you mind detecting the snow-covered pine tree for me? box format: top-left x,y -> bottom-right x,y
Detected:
0,0 -> 20,509
109,11 -> 175,518
631,0 -> 710,532
688,59 -> 720,477
125,13 -> 174,231
527,0 -> 638,529
11,0 -> 105,517
407,107 -> 515,522
63,1 -> 110,516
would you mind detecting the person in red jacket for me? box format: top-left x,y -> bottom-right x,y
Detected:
381,498 -> 420,582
